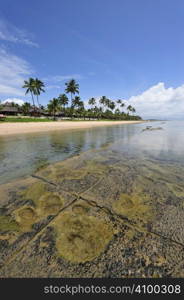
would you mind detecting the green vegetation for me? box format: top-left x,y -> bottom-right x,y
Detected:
112,193 -> 154,228
65,78 -> 79,102
0,215 -> 19,232
37,193 -> 64,216
54,211 -> 114,263
0,78 -> 141,121
0,117 -> 54,122
14,206 -> 37,232
47,98 -> 60,120
22,78 -> 45,109
22,181 -> 48,204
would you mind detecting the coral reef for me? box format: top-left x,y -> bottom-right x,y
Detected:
0,148 -> 184,277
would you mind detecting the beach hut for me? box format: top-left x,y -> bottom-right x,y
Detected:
0,106 -> 20,116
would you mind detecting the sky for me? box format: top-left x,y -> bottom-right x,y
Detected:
0,0 -> 184,119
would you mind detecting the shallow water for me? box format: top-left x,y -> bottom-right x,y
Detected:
0,121 -> 184,184
1,120 -> 184,277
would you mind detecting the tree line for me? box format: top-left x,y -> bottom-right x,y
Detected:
10,77 -> 141,120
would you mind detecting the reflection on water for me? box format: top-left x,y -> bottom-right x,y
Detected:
110,121 -> 184,163
0,121 -> 184,184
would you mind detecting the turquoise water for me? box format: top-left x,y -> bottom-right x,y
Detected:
0,121 -> 183,184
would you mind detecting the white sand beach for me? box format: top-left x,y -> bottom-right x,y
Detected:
0,120 -> 144,136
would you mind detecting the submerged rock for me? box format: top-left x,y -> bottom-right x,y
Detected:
112,193 -> 154,229
53,211 -> 114,263
142,126 -> 163,132
0,215 -> 19,233
0,148 -> 184,277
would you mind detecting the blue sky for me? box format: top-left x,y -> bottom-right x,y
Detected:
0,0 -> 184,118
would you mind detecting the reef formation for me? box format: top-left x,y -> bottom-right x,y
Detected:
0,147 -> 184,277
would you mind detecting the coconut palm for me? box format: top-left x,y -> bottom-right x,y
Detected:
93,106 -> 102,120
22,78 -> 35,108
132,107 -> 136,115
77,101 -> 85,119
33,78 -> 45,107
47,98 -> 60,120
115,108 -> 120,115
65,79 -> 79,104
58,94 -> 69,111
88,97 -> 96,109
22,102 -> 31,115
78,100 -> 84,110
88,98 -> 96,118
72,96 -> 81,108
127,105 -> 133,115
99,96 -> 108,111
108,101 -> 116,111
121,102 -> 125,113
117,99 -> 122,111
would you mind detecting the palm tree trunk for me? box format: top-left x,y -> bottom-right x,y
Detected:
37,94 -> 40,107
37,94 -> 41,117
71,93 -> 72,108
31,92 -> 35,116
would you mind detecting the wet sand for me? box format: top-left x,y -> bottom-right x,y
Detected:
0,120 -> 144,136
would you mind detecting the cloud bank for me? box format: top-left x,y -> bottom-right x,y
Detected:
127,82 -> 184,119
0,48 -> 32,97
2,98 -> 24,106
0,19 -> 38,47
85,82 -> 184,120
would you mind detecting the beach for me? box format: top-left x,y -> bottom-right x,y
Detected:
0,120 -> 144,136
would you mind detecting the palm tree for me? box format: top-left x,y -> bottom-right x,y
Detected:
88,97 -> 96,109
47,98 -> 60,120
58,94 -> 69,111
117,99 -> 122,105
115,108 -> 120,114
99,96 -> 108,112
116,99 -> 122,111
72,96 -> 81,108
33,78 -> 45,107
65,79 -> 79,105
22,78 -> 35,109
88,98 -> 96,118
132,107 -> 136,115
77,100 -> 85,119
108,100 -> 116,111
121,102 -> 125,113
93,106 -> 102,120
78,100 -> 84,110
127,105 -> 133,115
22,102 -> 31,115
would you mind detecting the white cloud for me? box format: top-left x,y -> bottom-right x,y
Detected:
0,19 -> 38,47
126,82 -> 184,119
84,83 -> 184,119
2,98 -> 25,106
0,48 -> 33,97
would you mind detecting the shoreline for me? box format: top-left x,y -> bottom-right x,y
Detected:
0,120 -> 145,136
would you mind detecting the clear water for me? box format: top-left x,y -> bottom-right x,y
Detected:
0,121 -> 183,185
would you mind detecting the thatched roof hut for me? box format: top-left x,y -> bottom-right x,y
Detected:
0,106 -> 20,115
28,107 -> 46,116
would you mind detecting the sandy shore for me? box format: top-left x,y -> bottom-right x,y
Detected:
0,120 -> 144,136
